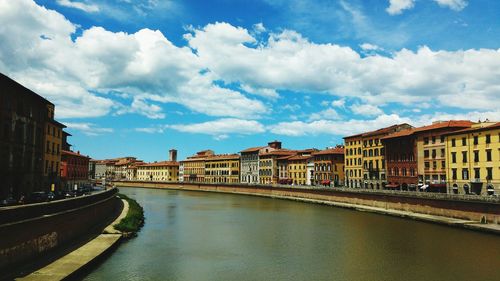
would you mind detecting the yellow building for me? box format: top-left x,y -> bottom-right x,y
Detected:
182,150 -> 214,182
362,124 -> 411,189
445,122 -> 499,195
136,161 -> 179,182
344,134 -> 364,188
259,150 -> 296,184
43,103 -> 65,189
415,120 -> 473,192
288,155 -> 310,185
204,154 -> 240,183
312,147 -> 345,186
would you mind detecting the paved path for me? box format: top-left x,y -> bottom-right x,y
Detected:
17,199 -> 129,281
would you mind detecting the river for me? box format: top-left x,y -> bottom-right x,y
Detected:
82,187 -> 500,281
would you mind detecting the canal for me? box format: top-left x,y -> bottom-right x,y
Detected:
83,187 -> 500,281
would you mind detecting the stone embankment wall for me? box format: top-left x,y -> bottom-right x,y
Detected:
114,181 -> 500,224
0,188 -> 121,274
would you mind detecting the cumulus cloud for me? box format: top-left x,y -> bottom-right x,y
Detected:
309,108 -> 342,121
0,1 -> 267,120
167,118 -> 266,139
56,0 -> 99,13
350,103 -> 384,116
0,0 -> 494,126
386,0 -> 415,15
65,122 -> 114,136
386,0 -> 468,15
268,114 -> 412,137
434,0 -> 468,11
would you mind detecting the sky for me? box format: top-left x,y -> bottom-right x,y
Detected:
0,0 -> 499,162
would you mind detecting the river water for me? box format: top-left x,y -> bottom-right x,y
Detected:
83,187 -> 500,281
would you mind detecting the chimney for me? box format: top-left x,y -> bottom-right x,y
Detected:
268,140 -> 282,149
169,149 -> 177,162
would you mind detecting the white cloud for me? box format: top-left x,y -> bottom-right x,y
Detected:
350,103 -> 384,116
0,1 -> 267,120
309,108 -> 342,121
386,0 -> 415,15
268,114 -> 412,136
386,0 -> 468,15
168,118 -> 266,139
434,0 -> 468,11
65,122 -> 114,136
331,99 -> 346,108
360,43 -> 382,51
0,1 -> 494,125
240,84 -> 279,99
253,22 -> 266,33
56,0 -> 99,13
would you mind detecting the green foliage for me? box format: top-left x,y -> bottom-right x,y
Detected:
114,193 -> 145,234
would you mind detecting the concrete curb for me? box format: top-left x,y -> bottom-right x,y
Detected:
16,199 -> 129,281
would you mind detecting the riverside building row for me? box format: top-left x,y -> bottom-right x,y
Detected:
93,120 -> 497,196
345,120 -> 499,196
0,73 -> 92,201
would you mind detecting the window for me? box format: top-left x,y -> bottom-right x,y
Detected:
451,152 -> 456,163
452,168 -> 457,180
462,169 -> 469,180
473,136 -> 478,145
424,161 -> 430,169
424,137 -> 429,144
451,138 -> 456,147
432,136 -> 436,144
486,149 -> 492,162
485,134 -> 491,144
474,168 -> 480,179
462,137 -> 466,146
440,135 -> 445,143
432,161 -> 437,169
487,167 -> 493,180
441,149 -> 445,157
474,150 -> 479,162
424,150 -> 429,158
462,151 -> 467,163
441,161 -> 445,169
432,149 -> 436,158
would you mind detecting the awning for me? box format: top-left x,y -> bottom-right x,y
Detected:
321,180 -> 331,185
385,184 -> 399,188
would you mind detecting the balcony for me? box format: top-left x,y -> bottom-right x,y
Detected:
470,178 -> 482,183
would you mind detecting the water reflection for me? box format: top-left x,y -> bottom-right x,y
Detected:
83,188 -> 500,281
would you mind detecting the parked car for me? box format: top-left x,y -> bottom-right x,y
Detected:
0,197 -> 17,207
28,191 -> 48,203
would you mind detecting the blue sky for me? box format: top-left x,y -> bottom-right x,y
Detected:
1,0 -> 499,161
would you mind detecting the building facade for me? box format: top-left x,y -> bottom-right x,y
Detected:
42,104 -> 65,190
416,121 -> 473,192
60,150 -> 90,190
0,73 -> 63,199
181,150 -> 214,182
312,147 -> 345,186
136,161 -> 179,182
445,122 -> 499,195
204,154 -> 240,183
344,134 -> 363,188
361,124 -> 412,189
259,150 -> 296,184
382,129 -> 418,190
240,141 -> 282,184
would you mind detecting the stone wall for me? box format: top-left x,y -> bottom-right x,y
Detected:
0,188 -> 121,273
114,181 -> 500,224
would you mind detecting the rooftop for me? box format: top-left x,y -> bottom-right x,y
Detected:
138,161 -> 179,167
312,147 -> 344,155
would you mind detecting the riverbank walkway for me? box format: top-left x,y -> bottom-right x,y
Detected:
17,199 -> 129,281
